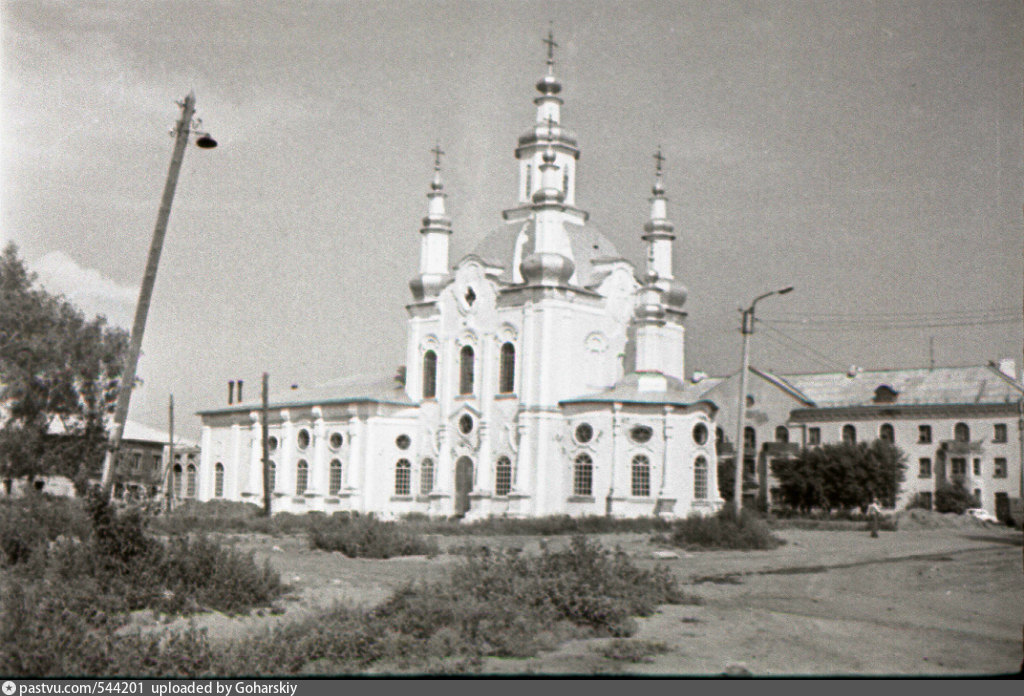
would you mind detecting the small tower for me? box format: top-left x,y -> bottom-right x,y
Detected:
642,148 -> 687,310
409,145 -> 452,301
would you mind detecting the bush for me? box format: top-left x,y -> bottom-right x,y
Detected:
0,495 -> 90,566
401,514 -> 672,537
666,507 -> 783,550
934,479 -> 977,514
309,515 -> 439,558
596,639 -> 670,663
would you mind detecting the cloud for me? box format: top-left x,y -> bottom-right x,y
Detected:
32,251 -> 136,329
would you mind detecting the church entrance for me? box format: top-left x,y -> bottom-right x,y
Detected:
454,456 -> 474,516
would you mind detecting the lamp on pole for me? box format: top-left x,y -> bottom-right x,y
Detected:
99,92 -> 216,494
732,285 -> 793,513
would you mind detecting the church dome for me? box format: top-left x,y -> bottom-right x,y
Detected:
520,251 -> 575,286
664,280 -> 687,309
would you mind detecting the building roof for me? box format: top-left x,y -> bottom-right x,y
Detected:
561,371 -> 718,409
198,373 -> 414,416
778,364 -> 1024,408
47,418 -> 197,448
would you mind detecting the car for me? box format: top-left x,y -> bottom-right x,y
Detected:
965,508 -> 999,524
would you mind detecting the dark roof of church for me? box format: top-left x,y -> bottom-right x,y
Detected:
561,371 -> 717,409
197,373 -> 413,416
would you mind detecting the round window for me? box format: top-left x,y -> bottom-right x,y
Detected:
267,436 -> 278,452
459,414 -> 474,434
329,432 -> 343,450
692,423 -> 708,446
297,429 -> 310,449
630,425 -> 653,444
575,423 -> 593,444
396,434 -> 411,450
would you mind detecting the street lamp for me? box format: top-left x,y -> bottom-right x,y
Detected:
732,285 -> 793,513
99,91 -> 216,494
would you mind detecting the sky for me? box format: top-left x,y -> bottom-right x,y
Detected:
2,0 -> 1021,441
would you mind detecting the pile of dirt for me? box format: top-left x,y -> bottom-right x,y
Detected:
896,509 -> 988,530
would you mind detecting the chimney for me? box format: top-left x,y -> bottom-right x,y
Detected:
228,380 -> 235,405
998,358 -> 1016,382
237,379 -> 244,402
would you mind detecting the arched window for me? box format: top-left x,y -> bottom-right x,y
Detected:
744,427 -> 757,450
631,455 -> 651,497
186,464 -> 197,498
953,422 -> 970,443
296,460 -> 308,495
172,464 -> 183,497
214,463 -> 224,498
499,342 -> 515,394
329,459 -> 342,495
420,458 -> 434,495
694,456 -> 708,499
422,350 -> 437,399
842,424 -> 857,444
879,423 -> 895,443
495,456 -> 513,496
775,426 -> 789,443
268,461 -> 276,493
395,459 -> 411,496
459,345 -> 475,395
573,454 -> 593,496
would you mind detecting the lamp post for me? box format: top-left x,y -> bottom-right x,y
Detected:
99,92 -> 216,494
733,285 -> 793,513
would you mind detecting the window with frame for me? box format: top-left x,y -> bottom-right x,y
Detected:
296,460 -> 309,495
495,457 -> 512,496
459,345 -> 475,395
918,458 -> 932,478
842,425 -> 856,444
918,425 -> 932,444
420,458 -> 434,494
694,456 -> 708,499
186,464 -> 197,498
919,491 -> 932,510
808,427 -> 821,446
631,455 -> 651,497
694,423 -> 709,445
329,459 -> 342,495
950,457 -> 967,478
573,454 -> 593,496
422,350 -> 437,399
214,463 -> 224,498
774,426 -> 789,443
953,422 -> 970,443
297,429 -> 310,450
172,464 -> 183,497
499,342 -> 515,394
879,423 -> 894,443
972,458 -> 981,476
743,426 -> 757,450
993,423 -> 1007,443
994,458 -> 1007,478
395,459 -> 411,496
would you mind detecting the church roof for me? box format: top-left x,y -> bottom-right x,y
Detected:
197,373 -> 414,416
561,371 -> 718,409
470,217 -> 628,287
47,418 -> 198,448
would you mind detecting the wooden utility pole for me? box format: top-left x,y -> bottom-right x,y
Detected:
166,394 -> 175,512
262,373 -> 271,517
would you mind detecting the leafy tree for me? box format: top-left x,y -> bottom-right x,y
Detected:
0,243 -> 129,490
771,440 -> 907,513
933,478 -> 976,514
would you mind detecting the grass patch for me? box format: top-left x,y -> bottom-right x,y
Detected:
661,507 -> 783,551
308,515 -> 439,558
0,494 -> 90,566
595,639 -> 671,663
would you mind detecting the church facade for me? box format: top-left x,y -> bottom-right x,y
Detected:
196,41 -> 724,519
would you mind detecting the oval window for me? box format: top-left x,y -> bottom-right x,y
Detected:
396,434 -> 411,450
575,423 -> 593,444
268,436 -> 278,452
458,414 -> 474,434
692,423 -> 708,445
630,425 -> 653,443
297,429 -> 310,449
329,432 -> 343,450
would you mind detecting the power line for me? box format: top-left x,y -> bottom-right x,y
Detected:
759,316 -> 1020,331
756,320 -> 847,373
765,306 -> 1019,320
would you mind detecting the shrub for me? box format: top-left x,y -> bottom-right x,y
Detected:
309,515 -> 439,558
401,514 -> 672,537
596,639 -> 670,663
667,507 -> 783,550
934,479 -> 977,514
0,495 -> 90,566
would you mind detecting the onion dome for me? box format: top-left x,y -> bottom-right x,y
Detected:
520,251 -> 575,286
634,271 -> 666,321
531,146 -> 565,206
664,280 -> 688,309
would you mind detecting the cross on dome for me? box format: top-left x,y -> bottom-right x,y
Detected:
653,147 -> 665,174
543,26 -> 558,64
431,143 -> 445,170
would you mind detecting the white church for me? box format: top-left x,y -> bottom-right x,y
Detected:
196,37 -> 724,519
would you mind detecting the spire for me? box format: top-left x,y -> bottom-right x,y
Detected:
422,143 -> 450,229
536,25 -> 562,98
642,146 -> 676,280
410,144 -> 452,301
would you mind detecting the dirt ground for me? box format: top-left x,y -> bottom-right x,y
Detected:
152,522 -> 1024,677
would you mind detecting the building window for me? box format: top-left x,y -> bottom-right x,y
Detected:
842,425 -> 856,444
743,426 -> 756,450
716,427 -> 724,445
993,423 -> 1007,443
808,427 -> 821,446
422,350 -> 437,400
918,458 -> 932,478
395,459 -> 411,496
950,458 -> 967,478
973,488 -> 981,505
918,425 -> 932,444
268,461 -> 276,492
575,423 -> 594,444
525,163 -> 532,198
214,463 -> 224,498
268,436 -> 278,451
630,425 -> 653,443
499,342 -> 515,394
172,464 -> 183,497
694,423 -> 709,445
972,458 -> 981,476
694,456 -> 708,499
631,455 -> 651,497
495,457 -> 512,496
774,426 -> 789,444
919,491 -> 932,510
396,434 -> 411,450
329,432 -> 343,450
458,414 -> 474,434
297,429 -> 310,450
459,345 -> 475,395
329,459 -> 342,495
420,458 -> 434,494
879,423 -> 894,443
295,460 -> 308,494
994,458 -> 1007,478
573,454 -> 593,496
186,464 -> 197,498
953,422 -> 970,443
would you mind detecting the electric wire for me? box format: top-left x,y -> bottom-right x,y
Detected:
755,320 -> 848,373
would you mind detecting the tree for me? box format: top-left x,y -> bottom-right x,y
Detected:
933,478 -> 976,514
771,439 -> 907,513
0,243 -> 129,490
